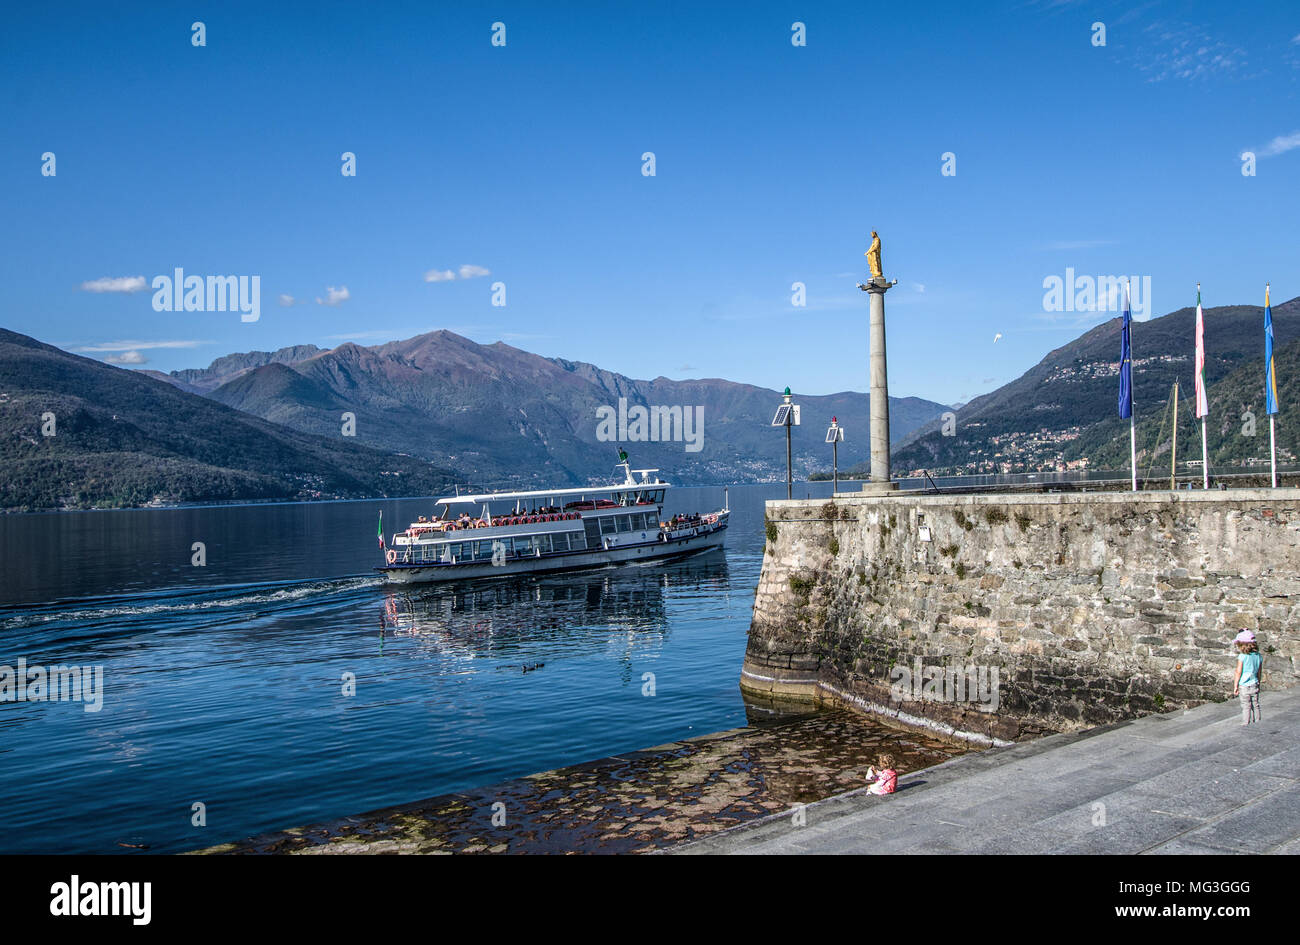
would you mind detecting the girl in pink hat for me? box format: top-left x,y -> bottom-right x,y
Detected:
1232,630 -> 1262,726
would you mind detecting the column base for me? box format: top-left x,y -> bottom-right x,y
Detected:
860,481 -> 900,495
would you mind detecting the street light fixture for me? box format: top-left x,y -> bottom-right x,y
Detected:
772,387 -> 801,499
826,416 -> 844,493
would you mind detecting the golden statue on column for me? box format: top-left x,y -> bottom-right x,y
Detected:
865,230 -> 883,280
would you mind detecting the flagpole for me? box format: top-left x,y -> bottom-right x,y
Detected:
1271,415 -> 1278,488
1201,417 -> 1208,489
1267,282 -> 1278,489
1130,416 -> 1137,491
1129,278 -> 1137,492
1170,380 -> 1178,490
1196,283 -> 1209,489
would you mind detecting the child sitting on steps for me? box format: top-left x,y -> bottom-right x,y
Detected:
865,752 -> 898,795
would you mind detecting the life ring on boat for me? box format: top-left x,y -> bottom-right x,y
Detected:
386,549 -> 397,564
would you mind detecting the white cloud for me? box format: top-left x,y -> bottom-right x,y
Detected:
316,286 -> 350,306
1139,22 -> 1248,82
912,283 -> 926,293
1292,33 -> 1300,45
279,294 -> 295,307
75,339 -> 205,352
81,275 -> 147,293
1259,131 -> 1300,157
424,264 -> 491,283
104,350 -> 147,365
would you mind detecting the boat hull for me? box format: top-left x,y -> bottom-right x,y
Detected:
376,524 -> 727,585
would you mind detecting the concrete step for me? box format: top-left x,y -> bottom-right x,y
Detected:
673,686 -> 1300,855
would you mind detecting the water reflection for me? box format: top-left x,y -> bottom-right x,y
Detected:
377,550 -> 731,663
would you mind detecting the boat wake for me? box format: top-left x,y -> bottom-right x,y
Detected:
0,575 -> 382,633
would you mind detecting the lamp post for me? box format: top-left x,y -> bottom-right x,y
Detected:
772,387 -> 801,499
827,416 -> 844,493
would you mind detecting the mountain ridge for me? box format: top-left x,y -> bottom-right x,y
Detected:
181,329 -> 951,486
888,297 -> 1300,476
0,328 -> 457,511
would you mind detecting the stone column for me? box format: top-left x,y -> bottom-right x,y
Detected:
861,278 -> 898,494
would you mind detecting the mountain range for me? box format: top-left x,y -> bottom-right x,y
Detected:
887,297 -> 1299,478
0,330 -> 458,511
151,331 -> 949,489
7,293 -> 1292,512
0,328 -> 947,510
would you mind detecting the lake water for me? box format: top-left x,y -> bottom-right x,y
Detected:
0,481 -> 867,854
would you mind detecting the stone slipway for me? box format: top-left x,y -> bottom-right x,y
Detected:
673,685 -> 1300,854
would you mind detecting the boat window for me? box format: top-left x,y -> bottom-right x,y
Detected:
552,533 -> 569,552
599,517 -> 617,536
616,515 -> 631,532
569,532 -> 586,550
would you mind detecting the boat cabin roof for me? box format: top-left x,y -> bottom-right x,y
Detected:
435,476 -> 668,506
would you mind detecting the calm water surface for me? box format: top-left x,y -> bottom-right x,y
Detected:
0,482 -> 862,854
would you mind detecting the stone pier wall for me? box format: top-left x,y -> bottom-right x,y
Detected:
742,490 -> 1300,744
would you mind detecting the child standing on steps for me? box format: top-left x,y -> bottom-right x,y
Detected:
1232,629 -> 1262,726
865,752 -> 898,795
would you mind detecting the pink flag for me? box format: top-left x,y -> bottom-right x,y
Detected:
1194,287 -> 1208,418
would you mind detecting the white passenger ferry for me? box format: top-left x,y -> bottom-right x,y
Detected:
377,462 -> 728,584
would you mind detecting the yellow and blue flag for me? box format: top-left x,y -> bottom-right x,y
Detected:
1265,284 -> 1278,416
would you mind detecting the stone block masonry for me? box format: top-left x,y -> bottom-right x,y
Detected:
742,489 -> 1300,744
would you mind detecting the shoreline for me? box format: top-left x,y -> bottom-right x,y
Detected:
193,706 -> 964,855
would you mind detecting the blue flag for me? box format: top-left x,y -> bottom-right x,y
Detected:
1118,283 -> 1133,419
1265,284 -> 1278,416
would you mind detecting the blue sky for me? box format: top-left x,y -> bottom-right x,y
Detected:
2,0 -> 1298,405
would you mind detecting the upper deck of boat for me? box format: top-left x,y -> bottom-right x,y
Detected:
434,470 -> 668,507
